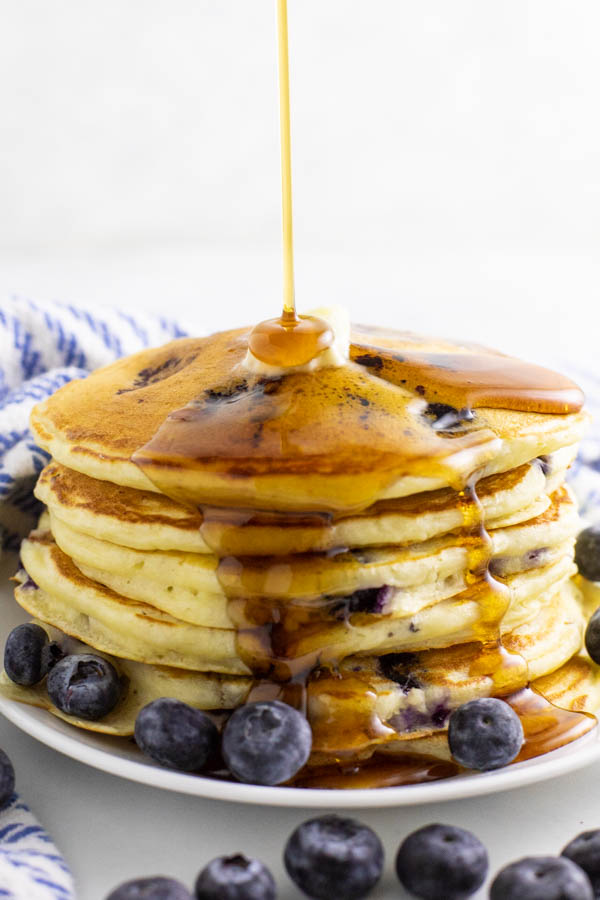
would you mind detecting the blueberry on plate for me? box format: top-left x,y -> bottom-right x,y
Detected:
490,856 -> 593,899
284,815 -> 384,899
222,700 -> 311,785
106,876 -> 192,900
575,525 -> 600,582
195,854 -> 276,900
4,623 -> 58,686
47,653 -> 121,720
0,748 -> 15,810
585,609 -> 600,665
562,829 -> 600,895
448,697 -> 524,770
134,698 -> 219,772
395,823 -> 488,899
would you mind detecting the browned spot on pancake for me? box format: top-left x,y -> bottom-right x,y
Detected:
498,486 -> 572,533
39,463 -> 201,531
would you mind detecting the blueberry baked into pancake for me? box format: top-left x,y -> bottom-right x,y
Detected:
2,309 -> 600,788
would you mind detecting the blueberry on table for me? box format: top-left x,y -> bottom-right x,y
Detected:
4,623 -> 51,686
47,653 -> 121,720
0,748 -> 15,809
562,829 -> 600,895
284,815 -> 384,899
134,698 -> 219,771
106,877 -> 192,899
195,855 -> 276,900
222,700 -> 311,785
575,525 -> 600,581
395,823 -> 488,899
448,697 -> 524,770
585,609 -> 600,665
490,856 -> 593,899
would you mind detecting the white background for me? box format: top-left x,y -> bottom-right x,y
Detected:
0,0 -> 599,357
1,2 -> 600,898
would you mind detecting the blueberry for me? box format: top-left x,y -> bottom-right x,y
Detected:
576,525 -> 600,581
47,653 -> 121,720
562,829 -> 600,894
585,608 -> 600,665
134,698 -> 219,772
490,856 -> 593,899
284,815 -> 384,899
448,697 -> 524,770
4,623 -> 52,686
0,748 -> 15,809
106,877 -> 192,900
395,823 -> 488,899
195,855 -> 276,900
222,701 -> 311,785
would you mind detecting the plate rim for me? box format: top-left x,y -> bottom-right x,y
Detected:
2,692 -> 600,808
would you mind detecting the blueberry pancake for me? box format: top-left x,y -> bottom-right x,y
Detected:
2,312 -> 598,785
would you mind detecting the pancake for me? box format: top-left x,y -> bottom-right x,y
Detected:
30,328 -> 588,513
0,574 -> 583,743
47,484 -> 576,616
370,654 -> 600,766
308,577 -> 585,748
17,537 -> 248,675
0,622 -> 251,736
36,453 -> 575,556
19,529 -> 577,674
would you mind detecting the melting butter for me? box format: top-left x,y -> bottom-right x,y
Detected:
243,305 -> 350,375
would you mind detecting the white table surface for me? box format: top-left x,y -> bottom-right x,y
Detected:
1,249 -> 599,899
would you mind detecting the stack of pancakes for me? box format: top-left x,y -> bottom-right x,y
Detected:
2,323 -> 598,776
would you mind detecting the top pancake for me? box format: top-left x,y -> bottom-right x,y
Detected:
30,327 -> 587,513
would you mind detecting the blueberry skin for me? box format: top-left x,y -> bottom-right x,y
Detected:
222,701 -> 311,785
106,877 -> 192,900
4,623 -> 49,686
490,856 -> 593,899
576,525 -> 600,581
195,855 -> 276,900
562,829 -> 600,895
134,698 -> 219,772
585,608 -> 600,665
47,653 -> 121,721
0,748 -> 15,810
448,697 -> 524,770
396,823 -> 488,899
284,815 -> 384,900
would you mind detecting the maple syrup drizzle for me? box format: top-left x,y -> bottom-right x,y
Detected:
248,0 -> 333,369
127,5 -> 592,789
350,334 -> 584,415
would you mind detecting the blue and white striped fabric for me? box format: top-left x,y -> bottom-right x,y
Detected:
0,795 -> 74,899
0,296 -> 190,553
0,297 -> 190,899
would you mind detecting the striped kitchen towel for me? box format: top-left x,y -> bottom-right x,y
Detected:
0,296 -> 190,553
0,794 -> 74,899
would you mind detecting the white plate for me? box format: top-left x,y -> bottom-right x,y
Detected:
1,557 -> 600,808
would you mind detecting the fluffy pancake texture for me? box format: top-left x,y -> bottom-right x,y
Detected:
2,323 -> 597,783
